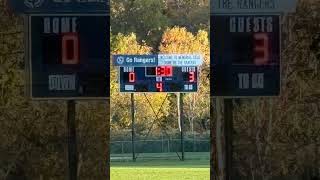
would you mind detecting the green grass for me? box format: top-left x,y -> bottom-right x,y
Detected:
111,152 -> 210,180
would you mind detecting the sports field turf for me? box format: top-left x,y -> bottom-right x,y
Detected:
111,152 -> 210,180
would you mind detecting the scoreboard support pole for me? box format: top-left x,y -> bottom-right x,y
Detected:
178,93 -> 185,161
224,99 -> 233,180
67,100 -> 78,180
131,93 -> 136,162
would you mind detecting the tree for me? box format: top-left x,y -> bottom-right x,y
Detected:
0,2 -> 110,178
159,27 -> 210,134
230,0 -> 320,178
111,0 -> 169,48
164,0 -> 210,33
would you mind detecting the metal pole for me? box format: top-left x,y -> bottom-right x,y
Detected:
67,100 -> 77,180
224,99 -> 233,180
178,93 -> 185,161
131,93 -> 136,162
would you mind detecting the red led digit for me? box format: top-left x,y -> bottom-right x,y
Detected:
161,67 -> 165,75
129,72 -> 135,82
156,67 -> 161,76
254,33 -> 269,65
156,66 -> 173,76
156,82 -> 163,92
189,72 -> 195,82
165,66 -> 173,76
62,33 -> 79,65
156,67 -> 164,76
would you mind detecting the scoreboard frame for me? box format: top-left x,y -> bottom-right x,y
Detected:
117,66 -> 201,93
26,13 -> 110,100
113,54 -> 203,93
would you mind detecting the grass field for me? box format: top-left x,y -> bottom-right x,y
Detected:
111,152 -> 210,180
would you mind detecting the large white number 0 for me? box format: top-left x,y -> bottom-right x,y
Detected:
254,33 -> 269,65
62,33 -> 79,65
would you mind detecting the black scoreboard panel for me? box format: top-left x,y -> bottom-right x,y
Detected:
211,15 -> 280,96
30,15 -> 109,99
119,66 -> 199,92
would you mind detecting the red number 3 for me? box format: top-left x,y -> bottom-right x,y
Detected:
62,33 -> 79,65
189,72 -> 195,82
254,33 -> 269,65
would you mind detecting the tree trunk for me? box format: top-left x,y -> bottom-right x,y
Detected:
211,97 -> 225,180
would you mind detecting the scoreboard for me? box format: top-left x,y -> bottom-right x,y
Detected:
119,66 -> 198,92
209,0 -> 296,97
7,0 -> 110,99
29,14 -> 109,99
113,54 -> 202,93
211,15 -> 280,97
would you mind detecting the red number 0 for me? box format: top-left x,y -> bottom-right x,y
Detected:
129,72 -> 135,82
254,33 -> 269,65
62,33 -> 79,65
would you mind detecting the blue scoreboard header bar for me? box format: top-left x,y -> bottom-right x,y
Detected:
113,54 -> 203,67
7,0 -> 109,14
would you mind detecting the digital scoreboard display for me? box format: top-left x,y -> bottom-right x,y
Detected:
119,66 -> 198,92
29,14 -> 109,99
211,15 -> 280,96
113,54 -> 202,93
